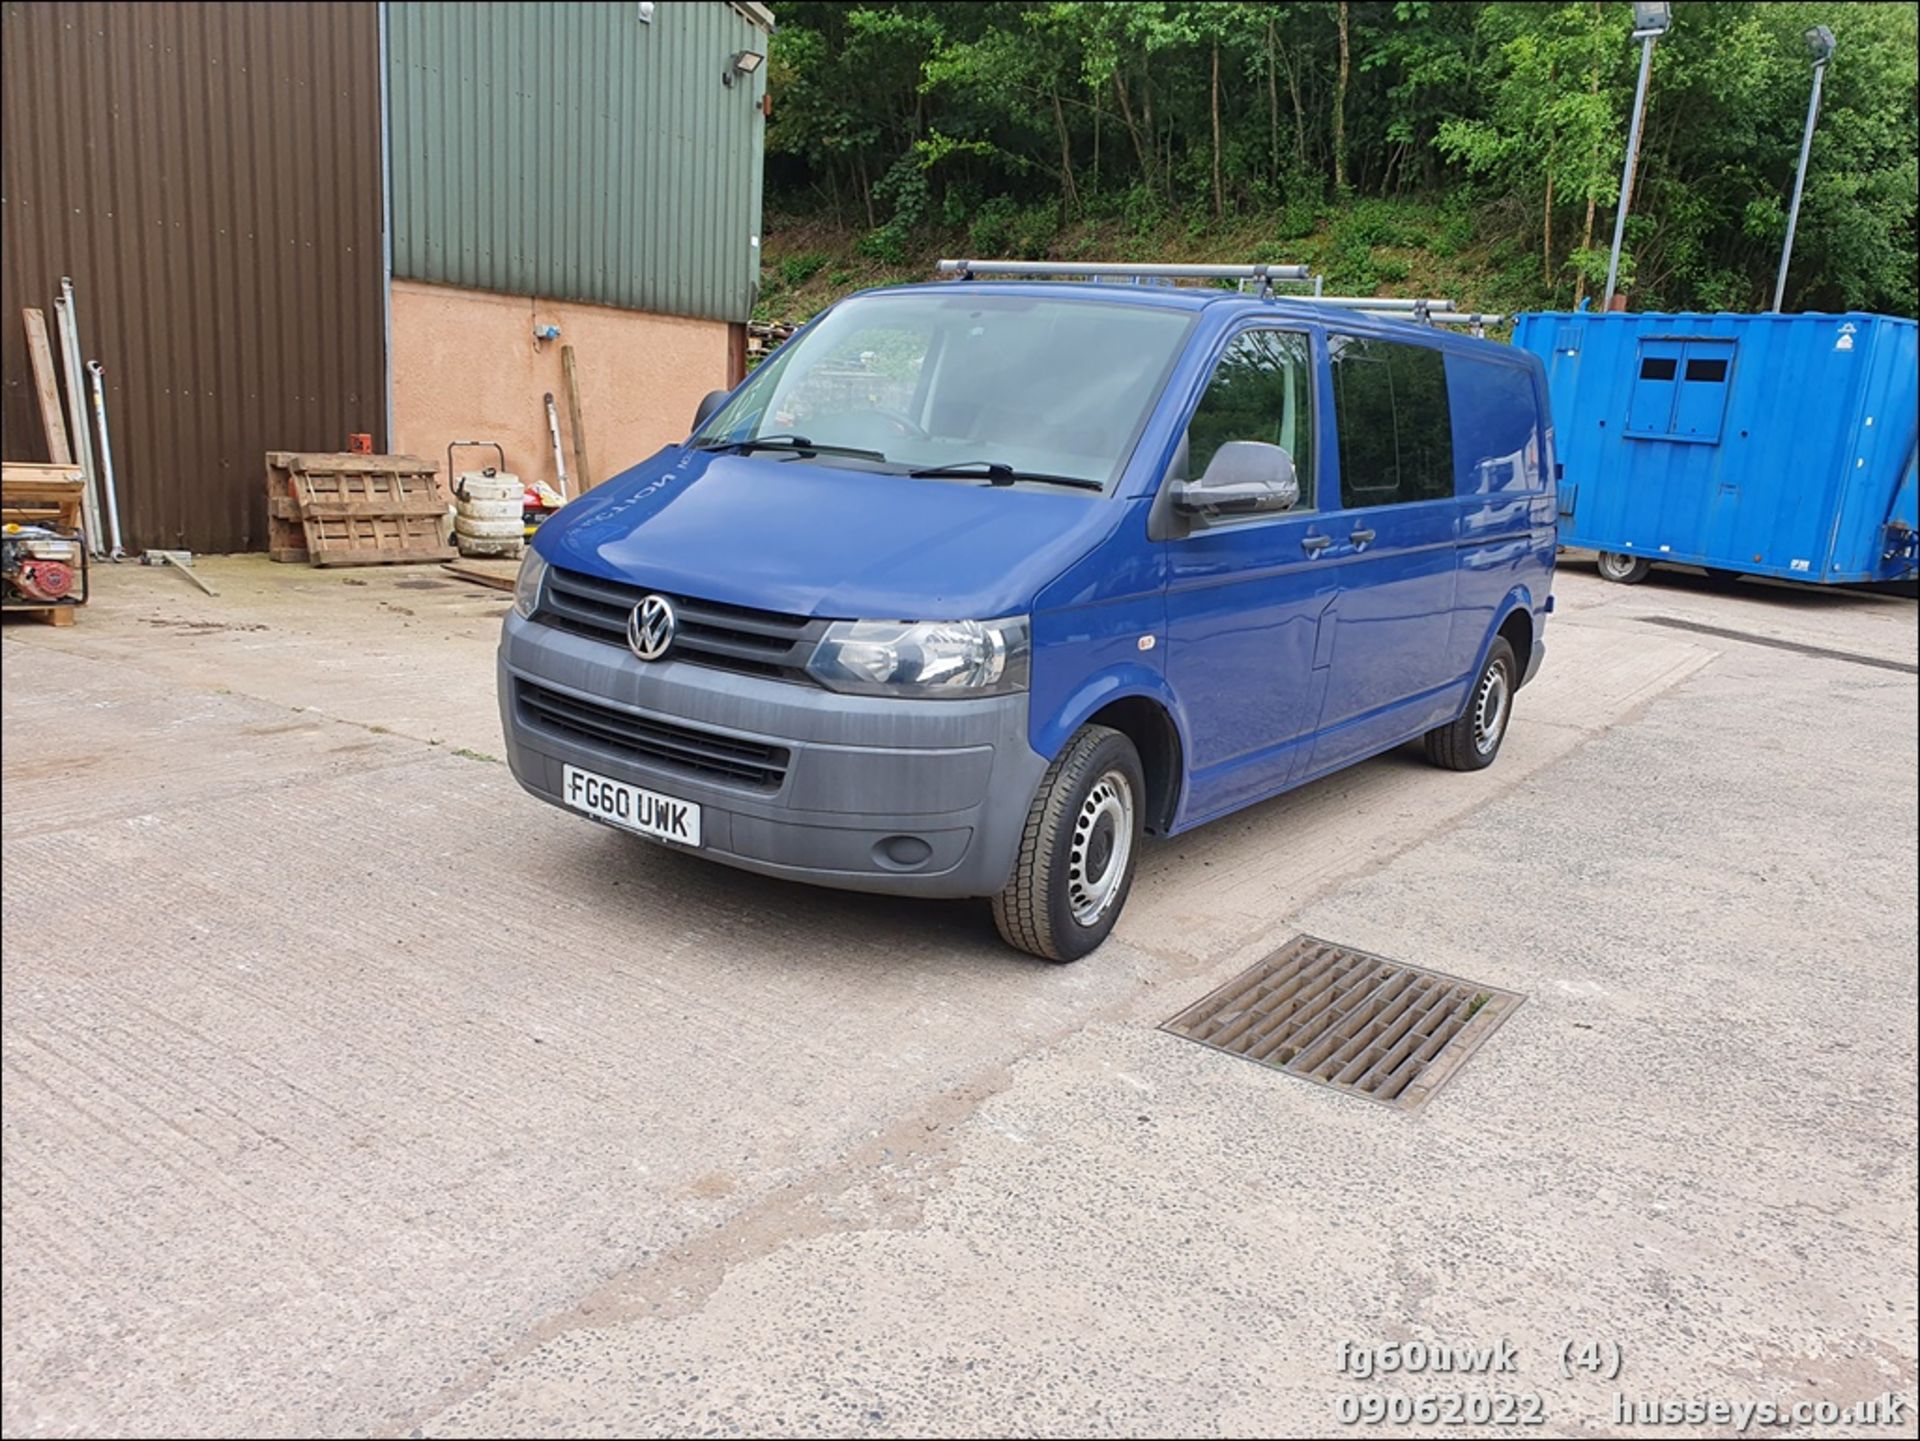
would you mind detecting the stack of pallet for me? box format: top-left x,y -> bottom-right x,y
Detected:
266,452 -> 453,567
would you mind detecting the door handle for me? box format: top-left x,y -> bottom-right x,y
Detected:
1301,534 -> 1333,555
1348,528 -> 1376,548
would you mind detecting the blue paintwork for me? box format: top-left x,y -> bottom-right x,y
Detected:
1513,309 -> 1919,583
536,281 -> 1557,835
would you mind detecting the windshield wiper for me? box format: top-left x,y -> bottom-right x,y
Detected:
694,433 -> 890,462
907,461 -> 1104,492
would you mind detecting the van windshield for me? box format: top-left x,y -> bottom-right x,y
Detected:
694,292 -> 1195,490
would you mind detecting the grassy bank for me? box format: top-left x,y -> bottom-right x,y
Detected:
758,196 -> 1587,331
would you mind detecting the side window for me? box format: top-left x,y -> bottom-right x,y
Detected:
1447,356 -> 1542,495
1330,335 -> 1455,508
1185,329 -> 1314,507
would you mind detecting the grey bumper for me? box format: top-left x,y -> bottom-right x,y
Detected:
497,612 -> 1050,898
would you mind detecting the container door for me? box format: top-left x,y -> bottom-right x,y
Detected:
1625,341 -> 1686,438
1673,341 -> 1735,442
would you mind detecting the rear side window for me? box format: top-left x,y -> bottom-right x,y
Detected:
1330,335 -> 1454,508
1447,357 -> 1543,495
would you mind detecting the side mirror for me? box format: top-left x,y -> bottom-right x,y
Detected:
1171,440 -> 1300,518
691,388 -> 731,432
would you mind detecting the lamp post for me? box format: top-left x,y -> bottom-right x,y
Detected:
1602,1 -> 1672,312
1772,25 -> 1836,312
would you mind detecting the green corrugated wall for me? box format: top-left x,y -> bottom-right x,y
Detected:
387,1 -> 767,323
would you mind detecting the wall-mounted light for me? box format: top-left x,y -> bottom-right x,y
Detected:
723,49 -> 764,87
636,1 -> 655,23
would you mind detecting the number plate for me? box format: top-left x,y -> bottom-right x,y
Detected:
561,764 -> 702,847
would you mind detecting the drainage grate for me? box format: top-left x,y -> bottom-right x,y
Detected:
1162,936 -> 1524,1112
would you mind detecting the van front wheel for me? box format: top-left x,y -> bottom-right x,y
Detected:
992,725 -> 1144,963
1426,638 -> 1516,773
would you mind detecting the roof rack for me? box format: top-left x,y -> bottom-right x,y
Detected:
930,259 -> 1499,333
935,258 -> 1311,295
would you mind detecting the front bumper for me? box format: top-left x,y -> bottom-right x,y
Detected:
497,611 -> 1050,898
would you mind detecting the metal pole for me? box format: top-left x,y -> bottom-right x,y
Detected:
545,392 -> 571,499
1772,59 -> 1827,312
1602,34 -> 1656,311
86,361 -> 127,558
54,284 -> 104,556
378,1 -> 395,450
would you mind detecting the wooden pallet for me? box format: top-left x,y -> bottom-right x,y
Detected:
265,452 -> 452,567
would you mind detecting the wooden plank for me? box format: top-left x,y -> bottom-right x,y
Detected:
562,344 -> 592,492
0,604 -> 79,627
22,310 -> 72,464
274,451 -> 436,476
308,544 -> 456,568
441,560 -> 520,592
3,461 -> 86,489
297,496 -> 449,519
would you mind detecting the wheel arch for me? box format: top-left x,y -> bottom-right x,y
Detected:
1474,587 -> 1539,691
1036,668 -> 1188,835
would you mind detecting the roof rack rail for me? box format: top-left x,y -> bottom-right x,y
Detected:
1314,296 -> 1456,313
1351,308 -> 1503,337
931,260 -> 1495,331
935,258 -> 1312,287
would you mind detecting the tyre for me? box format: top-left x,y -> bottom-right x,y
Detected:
1596,550 -> 1651,584
1425,638 -> 1516,772
992,724 -> 1144,963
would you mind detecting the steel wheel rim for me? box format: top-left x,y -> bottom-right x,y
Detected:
1068,770 -> 1134,927
1474,660 -> 1511,755
1600,552 -> 1633,579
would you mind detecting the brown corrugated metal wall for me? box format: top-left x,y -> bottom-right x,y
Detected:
1,2 -> 385,552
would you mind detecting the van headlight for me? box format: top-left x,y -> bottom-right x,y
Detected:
806,616 -> 1030,697
513,548 -> 549,619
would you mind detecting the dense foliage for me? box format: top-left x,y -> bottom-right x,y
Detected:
764,1 -> 1918,316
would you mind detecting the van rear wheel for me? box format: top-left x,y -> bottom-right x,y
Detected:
992,725 -> 1144,963
1425,638 -> 1516,772
1596,550 -> 1652,584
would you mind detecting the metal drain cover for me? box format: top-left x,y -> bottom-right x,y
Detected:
1162,935 -> 1524,1112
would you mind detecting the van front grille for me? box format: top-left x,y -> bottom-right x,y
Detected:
515,679 -> 790,791
537,566 -> 829,684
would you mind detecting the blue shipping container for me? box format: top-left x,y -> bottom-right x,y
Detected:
1512,309 -> 1918,584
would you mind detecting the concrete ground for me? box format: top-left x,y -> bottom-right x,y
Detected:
2,554 -> 1914,1439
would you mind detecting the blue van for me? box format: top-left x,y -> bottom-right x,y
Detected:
499,264 -> 1556,961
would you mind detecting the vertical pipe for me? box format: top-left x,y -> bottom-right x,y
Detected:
54,285 -> 104,555
1772,60 -> 1827,313
1602,35 -> 1656,312
86,361 -> 126,557
378,1 -> 395,451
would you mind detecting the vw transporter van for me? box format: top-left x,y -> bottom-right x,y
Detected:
499,263 -> 1556,961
